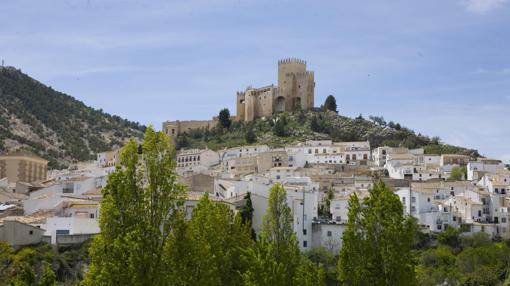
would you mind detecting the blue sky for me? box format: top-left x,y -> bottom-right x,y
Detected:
1,0 -> 509,162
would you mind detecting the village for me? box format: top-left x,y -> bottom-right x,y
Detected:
1,137 -> 509,254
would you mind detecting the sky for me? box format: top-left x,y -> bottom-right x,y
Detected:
0,0 -> 509,162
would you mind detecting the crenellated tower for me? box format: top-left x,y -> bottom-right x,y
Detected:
236,58 -> 315,121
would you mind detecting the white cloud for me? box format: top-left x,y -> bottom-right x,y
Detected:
474,67 -> 510,74
464,0 -> 508,14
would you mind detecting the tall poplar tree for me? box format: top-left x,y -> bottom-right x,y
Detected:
243,183 -> 301,286
82,127 -> 186,286
166,194 -> 253,286
338,181 -> 417,286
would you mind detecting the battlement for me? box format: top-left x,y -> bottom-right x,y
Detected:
278,58 -> 306,65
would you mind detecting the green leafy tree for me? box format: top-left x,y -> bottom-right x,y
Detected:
437,226 -> 460,249
218,108 -> 232,129
82,126 -> 186,286
0,242 -> 14,282
243,183 -> 301,286
39,261 -> 57,286
304,246 -> 337,284
168,193 -> 253,285
338,181 -> 417,286
456,243 -> 510,285
323,95 -> 337,113
449,166 -> 467,181
416,246 -> 459,286
293,257 -> 326,286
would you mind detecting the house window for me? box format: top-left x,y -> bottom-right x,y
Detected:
327,231 -> 332,237
427,198 -> 430,202
303,241 -> 308,248
63,183 -> 74,193
502,218 -> 507,223
29,230 -> 33,235
303,229 -> 307,235
56,229 -> 70,235
90,213 -> 95,219
402,197 -> 406,204
411,197 -> 416,203
336,216 -> 341,222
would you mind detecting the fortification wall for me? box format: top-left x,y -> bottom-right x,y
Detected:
162,120 -> 214,136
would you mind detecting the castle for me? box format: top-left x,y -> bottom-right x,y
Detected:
236,58 -> 315,121
163,58 -> 315,136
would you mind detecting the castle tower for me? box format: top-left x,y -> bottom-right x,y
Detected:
277,58 -> 314,112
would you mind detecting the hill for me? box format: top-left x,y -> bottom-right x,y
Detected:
0,66 -> 145,168
175,109 -> 481,157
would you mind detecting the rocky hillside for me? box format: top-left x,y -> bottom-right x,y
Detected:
0,66 -> 145,169
176,109 -> 481,157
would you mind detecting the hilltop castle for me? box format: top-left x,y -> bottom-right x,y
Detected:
236,58 -> 315,121
163,58 -> 315,136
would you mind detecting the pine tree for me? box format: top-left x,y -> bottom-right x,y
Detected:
324,95 -> 337,113
82,126 -> 186,286
218,108 -> 232,129
239,192 -> 257,240
338,181 -> 417,286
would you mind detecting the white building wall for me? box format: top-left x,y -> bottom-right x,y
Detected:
43,217 -> 99,244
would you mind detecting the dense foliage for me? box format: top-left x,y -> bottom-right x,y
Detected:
449,166 -> 467,180
0,67 -> 145,168
417,230 -> 510,286
0,241 -> 90,285
338,181 -> 417,286
174,109 -> 479,158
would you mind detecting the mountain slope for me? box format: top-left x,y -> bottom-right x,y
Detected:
176,109 -> 480,158
0,66 -> 145,168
